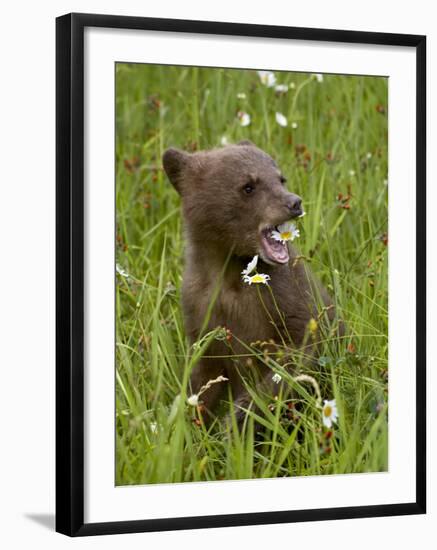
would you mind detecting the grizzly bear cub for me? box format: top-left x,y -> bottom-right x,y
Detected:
163,141 -> 338,424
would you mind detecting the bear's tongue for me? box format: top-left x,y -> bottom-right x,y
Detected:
260,227 -> 289,264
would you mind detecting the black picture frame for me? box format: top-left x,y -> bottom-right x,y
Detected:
56,12 -> 426,537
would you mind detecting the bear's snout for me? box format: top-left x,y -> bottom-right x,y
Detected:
284,193 -> 303,218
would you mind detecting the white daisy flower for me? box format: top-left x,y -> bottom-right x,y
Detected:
236,92 -> 247,100
313,73 -> 324,83
322,399 -> 338,428
237,111 -> 251,127
349,169 -> 356,177
116,263 -> 129,278
241,254 -> 259,277
220,135 -> 229,146
187,394 -> 199,407
243,273 -> 271,285
275,84 -> 288,94
271,222 -> 300,243
275,112 -> 288,127
272,373 -> 282,384
257,70 -> 276,87
291,122 -> 298,129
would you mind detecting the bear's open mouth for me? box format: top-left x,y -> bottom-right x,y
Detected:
260,226 -> 290,265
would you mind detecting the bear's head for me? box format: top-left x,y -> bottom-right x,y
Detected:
162,141 -> 302,265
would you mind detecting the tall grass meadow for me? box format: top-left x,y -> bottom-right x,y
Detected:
115,64 -> 388,485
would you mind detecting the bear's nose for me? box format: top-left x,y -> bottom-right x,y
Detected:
286,194 -> 303,216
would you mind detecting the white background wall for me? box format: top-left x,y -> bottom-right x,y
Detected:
0,1 -> 434,548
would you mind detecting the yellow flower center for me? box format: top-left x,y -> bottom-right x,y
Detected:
281,231 -> 292,240
251,274 -> 265,283
323,406 -> 332,417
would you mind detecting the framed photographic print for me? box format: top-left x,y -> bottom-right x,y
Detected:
56,12 -> 426,536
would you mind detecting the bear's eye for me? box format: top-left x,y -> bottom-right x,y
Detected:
243,183 -> 255,194
280,175 -> 287,185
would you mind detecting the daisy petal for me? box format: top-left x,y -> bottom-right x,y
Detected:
241,254 -> 259,276
272,373 -> 282,384
275,112 -> 288,127
257,71 -> 276,87
274,84 -> 288,94
187,394 -> 199,407
237,111 -> 251,127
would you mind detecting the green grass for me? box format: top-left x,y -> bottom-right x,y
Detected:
115,64 -> 388,485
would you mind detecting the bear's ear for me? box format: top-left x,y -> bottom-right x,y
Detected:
162,148 -> 190,194
237,139 -> 255,147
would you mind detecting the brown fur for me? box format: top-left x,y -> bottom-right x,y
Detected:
163,142 -> 338,423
